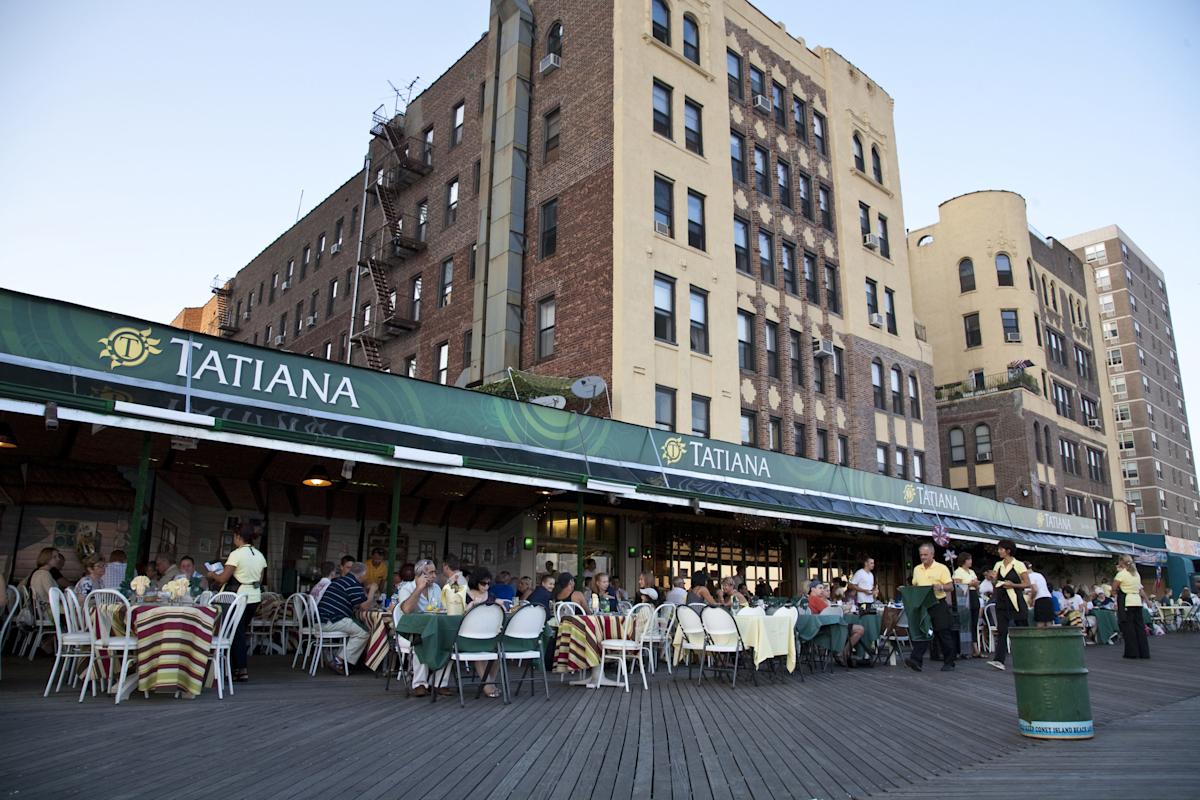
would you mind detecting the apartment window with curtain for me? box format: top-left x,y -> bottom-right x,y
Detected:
451,102 -> 465,146
818,185 -> 832,229
890,366 -> 903,413
683,99 -> 703,154
727,50 -> 743,99
749,66 -> 764,98
804,252 -> 818,303
758,230 -> 775,284
781,241 -> 797,294
653,274 -> 675,343
653,175 -> 674,236
797,173 -> 812,218
876,444 -> 888,475
435,341 -> 449,384
537,296 -> 556,359
771,82 -> 785,125
949,428 -> 966,464
1001,309 -> 1020,341
877,215 -> 890,258
789,329 -> 802,386
865,278 -> 879,316
730,131 -> 746,182
410,276 -> 422,321
439,258 -> 453,307
737,310 -> 754,370
740,411 -> 757,447
655,386 -> 676,431
539,198 -> 558,257
894,449 -> 907,479
824,263 -> 840,313
859,203 -> 871,237
733,217 -> 750,273
689,287 -> 708,353
908,373 -> 921,419
753,146 -> 770,195
871,359 -> 885,409
776,160 -> 791,207
652,80 -> 672,138
913,451 -> 924,483
445,178 -> 459,225
691,395 -> 710,437
976,424 -> 992,461
687,190 -> 706,250
833,346 -> 845,399
813,111 -> 826,154
764,320 -> 779,379
884,288 -> 897,334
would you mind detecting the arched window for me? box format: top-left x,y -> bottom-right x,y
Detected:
1034,421 -> 1042,462
975,424 -> 992,461
1050,280 -> 1059,311
916,234 -> 934,247
682,14 -> 700,63
995,253 -> 1013,286
1027,258 -> 1035,291
547,21 -> 563,57
871,146 -> 882,183
652,0 -> 671,45
1041,275 -> 1048,305
871,359 -> 885,410
890,365 -> 903,413
949,427 -> 966,465
908,373 -> 921,419
959,258 -> 975,293
852,134 -> 865,171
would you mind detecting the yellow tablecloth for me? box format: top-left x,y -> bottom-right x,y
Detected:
672,613 -> 795,672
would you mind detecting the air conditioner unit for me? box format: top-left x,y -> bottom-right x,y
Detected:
241,311 -> 250,321
306,315 -> 317,327
1005,332 -> 1022,343
539,53 -> 561,74
977,452 -> 993,463
1118,417 -> 1131,428
752,94 -> 771,114
654,220 -> 672,237
274,335 -> 285,346
1088,418 -> 1102,430
862,233 -> 880,250
282,280 -> 292,291
330,243 -> 342,255
812,338 -> 834,359
869,312 -> 884,328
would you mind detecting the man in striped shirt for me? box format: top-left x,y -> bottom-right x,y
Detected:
316,561 -> 377,673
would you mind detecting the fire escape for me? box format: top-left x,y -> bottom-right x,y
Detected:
212,277 -> 239,338
352,110 -> 432,371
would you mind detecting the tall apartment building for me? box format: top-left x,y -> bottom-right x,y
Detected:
1062,226 -> 1199,540
211,0 -> 939,483
907,191 -> 1126,531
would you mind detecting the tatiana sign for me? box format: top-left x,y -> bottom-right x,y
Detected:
0,288 -> 1099,539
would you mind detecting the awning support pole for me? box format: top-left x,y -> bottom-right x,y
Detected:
124,432 -> 152,586
388,472 -> 401,590
576,492 -> 585,577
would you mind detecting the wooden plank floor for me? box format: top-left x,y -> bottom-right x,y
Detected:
1,635 -> 1196,800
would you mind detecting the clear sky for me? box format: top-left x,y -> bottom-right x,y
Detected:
1,1 -> 1198,427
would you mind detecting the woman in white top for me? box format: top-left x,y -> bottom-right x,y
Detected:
1025,562 -> 1053,628
206,524 -> 268,682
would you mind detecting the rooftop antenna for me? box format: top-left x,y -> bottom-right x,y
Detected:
294,188 -> 304,223
387,78 -> 420,116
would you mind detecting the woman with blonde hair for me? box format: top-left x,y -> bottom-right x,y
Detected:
1114,555 -> 1149,659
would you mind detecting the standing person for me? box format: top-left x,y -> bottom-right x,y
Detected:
849,557 -> 877,608
364,548 -> 388,594
582,558 -> 597,581
316,561 -> 376,673
953,553 -> 981,657
1025,562 -> 1053,629
907,543 -> 957,672
1114,555 -> 1150,659
205,523 -> 268,683
988,540 -> 1030,671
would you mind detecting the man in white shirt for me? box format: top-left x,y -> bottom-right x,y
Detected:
978,570 -> 995,600
398,558 -> 449,696
1025,563 -> 1053,628
666,576 -> 687,606
848,558 -> 876,606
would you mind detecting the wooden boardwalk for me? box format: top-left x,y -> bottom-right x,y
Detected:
1,635 -> 1196,800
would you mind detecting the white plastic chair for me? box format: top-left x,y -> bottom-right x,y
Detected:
209,594 -> 248,698
303,594 -> 349,676
502,604 -> 550,699
43,588 -> 92,697
63,589 -> 87,635
78,589 -> 138,704
736,605 -> 766,617
26,590 -> 55,660
385,604 -> 413,694
290,593 -> 313,669
250,592 -> 281,653
601,602 -> 654,692
644,603 -> 676,674
555,601 -> 585,622
209,590 -> 239,606
673,604 -> 706,678
699,606 -> 754,688
0,585 -> 21,680
271,593 -> 302,655
448,603 -> 506,706
981,603 -> 998,656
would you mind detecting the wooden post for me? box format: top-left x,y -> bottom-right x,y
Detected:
388,472 -> 401,587
124,433 -> 153,586
576,493 -> 585,578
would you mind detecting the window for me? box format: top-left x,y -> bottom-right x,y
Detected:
964,313 -> 982,347
871,359 -> 885,410
462,330 -> 472,368
1093,500 -> 1110,530
451,102 -> 465,146
876,444 -> 888,475
865,278 -> 879,316
439,258 -> 453,307
789,329 -> 803,386
838,435 -> 849,466
682,14 -> 700,63
771,82 -> 785,125
749,65 -> 764,98
652,0 -> 670,44
683,99 -> 703,154
813,352 -> 826,395
733,217 -> 750,273
895,449 -> 908,479
877,215 -> 891,259
871,146 -> 882,183
852,134 -> 865,171
833,346 -> 845,399
652,80 -> 672,138
995,253 -> 1013,286
1001,309 -> 1020,340
797,173 -> 812,218
913,451 -> 925,483
794,423 -> 807,457
818,185 -> 832,230
1080,396 -> 1098,426
1045,425 -> 1054,466
422,127 -> 434,166
884,288 -> 897,334
753,146 -> 770,195
737,310 -> 754,369
730,131 -> 746,182
1053,381 -> 1074,419
417,199 -> 429,241
323,340 -> 333,360
654,274 -> 675,343
792,96 -> 806,140
327,278 -> 339,316
435,341 -> 449,384
1046,328 -> 1066,365
908,374 -> 921,419
1087,447 -> 1105,483
688,287 -> 708,353
959,259 -> 975,292
740,411 -> 757,447
547,21 -> 563,56
776,159 -> 791,207
975,424 -> 992,461
781,242 -> 797,294
816,428 -> 829,462
764,320 -> 779,379
1075,346 -> 1092,380
687,191 -> 706,250
537,296 -> 556,359
758,230 -> 774,284
334,217 -> 344,246
803,252 -> 818,303
949,428 -> 966,465
824,263 -> 840,313
544,108 -> 561,160
812,112 -> 826,154
859,203 -> 871,237
653,175 -> 673,236
890,366 -> 903,413
1059,438 -> 1079,475
726,50 -> 743,98
691,395 -> 710,437
655,386 -> 676,431
472,159 -> 481,194
768,417 -> 782,452
301,245 -> 310,278
539,198 -> 558,257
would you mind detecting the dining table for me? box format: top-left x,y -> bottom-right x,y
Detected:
672,611 -> 796,672
554,613 -> 630,688
88,599 -> 219,699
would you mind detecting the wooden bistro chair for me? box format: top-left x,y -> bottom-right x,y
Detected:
447,603 -> 507,706
501,603 -> 550,700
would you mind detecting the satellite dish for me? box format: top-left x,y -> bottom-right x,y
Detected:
570,376 -> 608,399
529,395 -> 566,409
453,369 -> 470,388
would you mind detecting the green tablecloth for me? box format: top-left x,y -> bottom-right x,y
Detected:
1090,609 -> 1118,644
899,586 -> 936,642
394,613 -> 464,670
844,613 -> 881,658
809,613 -> 848,652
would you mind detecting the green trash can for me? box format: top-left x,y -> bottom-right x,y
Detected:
1009,627 -> 1093,739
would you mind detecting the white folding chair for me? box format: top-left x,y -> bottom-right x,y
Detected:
209,590 -> 239,606
250,592 -> 280,653
26,591 -> 56,661
502,604 -> 550,700
737,605 -> 766,617
272,593 -> 302,655
0,585 -> 21,680
303,594 -> 350,676
78,590 -> 138,704
43,588 -> 92,697
699,606 -> 755,688
448,603 -> 506,706
673,604 -> 706,678
209,594 -> 248,698
644,603 -> 676,674
601,602 -> 654,692
290,593 -> 313,669
555,601 -> 585,622
197,590 -> 214,605
385,604 -> 413,695
981,604 -> 998,656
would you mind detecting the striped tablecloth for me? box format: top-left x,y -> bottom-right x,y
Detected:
553,614 -> 627,673
89,603 -> 218,696
360,609 -> 392,672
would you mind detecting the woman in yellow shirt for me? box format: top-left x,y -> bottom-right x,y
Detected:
206,523 -> 268,682
1113,555 -> 1149,660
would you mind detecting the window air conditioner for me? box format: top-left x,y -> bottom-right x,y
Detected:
862,233 -> 880,250
977,452 -> 993,463
274,335 -> 285,345
812,338 -> 834,359
539,53 -> 561,74
330,243 -> 342,255
869,312 -> 884,328
1005,332 -> 1022,343
282,280 -> 292,291
1088,419 -> 1102,430
307,315 -> 317,327
242,311 -> 250,321
654,220 -> 672,237
753,95 -> 772,114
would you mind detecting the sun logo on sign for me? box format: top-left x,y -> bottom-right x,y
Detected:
661,436 -> 687,466
903,483 -> 917,504
98,327 -> 162,370
1037,511 -> 1046,528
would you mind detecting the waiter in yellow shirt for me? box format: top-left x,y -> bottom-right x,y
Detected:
908,542 -> 958,672
363,547 -> 388,594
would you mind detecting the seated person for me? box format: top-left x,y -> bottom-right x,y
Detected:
364,548 -> 388,594
462,568 -> 501,697
515,576 -> 532,602
554,572 -> 587,609
489,570 -> 516,603
1093,591 -> 1115,610
1062,585 -> 1085,627
315,561 -> 376,673
74,556 -> 106,599
1179,588 -> 1198,607
154,554 -> 180,587
176,556 -> 208,592
666,576 -> 687,606
635,571 -> 659,605
611,578 -> 628,602
397,559 -> 451,696
808,580 -> 865,665
718,577 -> 749,609
527,574 -> 556,610
583,573 -> 617,613
390,563 -> 415,605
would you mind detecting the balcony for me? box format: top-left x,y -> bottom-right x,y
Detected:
935,369 -> 1039,403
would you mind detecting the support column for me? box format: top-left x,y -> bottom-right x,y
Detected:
388,472 -> 402,586
576,493 -> 585,577
124,433 -> 153,586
